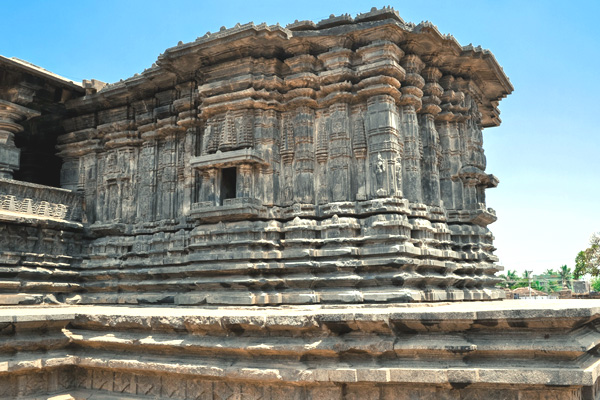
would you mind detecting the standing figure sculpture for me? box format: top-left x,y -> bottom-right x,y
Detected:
375,153 -> 386,197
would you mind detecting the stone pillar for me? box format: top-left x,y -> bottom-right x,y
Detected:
119,147 -> 137,224
419,67 -> 443,207
327,103 -> 352,202
182,127 -> 197,215
315,111 -> 329,204
351,106 -> 368,201
459,89 -> 488,210
365,95 -> 401,199
158,133 -> 177,220
437,117 -> 453,209
206,168 -> 217,205
463,177 -> 478,209
254,110 -> 278,206
280,118 -> 294,205
80,152 -> 98,222
0,99 -> 39,179
175,81 -> 200,216
292,107 -> 315,204
237,163 -> 253,198
399,55 -> 425,203
437,75 -> 464,210
137,140 -> 157,222
462,92 -> 486,173
451,92 -> 469,211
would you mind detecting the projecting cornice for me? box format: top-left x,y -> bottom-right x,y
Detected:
0,55 -> 85,114
66,7 -> 512,128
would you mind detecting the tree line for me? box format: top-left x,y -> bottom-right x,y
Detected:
497,265 -> 573,293
497,233 -> 600,292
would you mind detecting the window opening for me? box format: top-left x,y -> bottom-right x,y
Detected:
220,167 -> 237,205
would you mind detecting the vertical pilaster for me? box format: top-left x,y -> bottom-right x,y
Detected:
175,80 -> 200,217
137,139 -> 157,222
419,67 -> 443,207
351,106 -> 368,201
182,127 -> 197,216
0,100 -> 39,179
81,152 -> 98,222
399,55 -> 425,203
160,133 -> 177,220
365,95 -> 401,199
327,103 -> 352,202
280,117 -> 294,205
459,87 -> 489,210
464,177 -> 478,209
437,75 -> 465,210
206,168 -> 217,205
315,110 -> 329,204
114,147 -> 135,224
254,110 -> 278,206
292,107 -> 315,204
237,163 -> 253,198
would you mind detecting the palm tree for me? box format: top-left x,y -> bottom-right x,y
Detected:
505,270 -> 519,289
531,280 -> 546,293
544,268 -> 556,277
522,270 -> 534,295
559,265 -> 572,288
506,270 -> 518,281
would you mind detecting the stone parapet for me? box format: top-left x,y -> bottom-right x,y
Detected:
0,178 -> 83,223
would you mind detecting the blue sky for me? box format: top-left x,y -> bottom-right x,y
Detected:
2,0 -> 598,275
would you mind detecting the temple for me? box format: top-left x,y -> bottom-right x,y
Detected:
2,7 -> 511,306
2,8 -> 600,400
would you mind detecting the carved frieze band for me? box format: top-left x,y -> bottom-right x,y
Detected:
0,194 -> 70,220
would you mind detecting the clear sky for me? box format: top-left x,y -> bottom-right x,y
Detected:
1,0 -> 598,276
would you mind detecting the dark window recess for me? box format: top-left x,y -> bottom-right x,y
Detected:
220,167 -> 237,204
13,120 -> 62,188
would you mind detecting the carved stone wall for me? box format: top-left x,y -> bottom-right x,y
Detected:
0,179 -> 84,304
49,7 -> 512,305
0,302 -> 598,399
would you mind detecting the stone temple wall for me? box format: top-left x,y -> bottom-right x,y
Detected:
48,7 -> 513,305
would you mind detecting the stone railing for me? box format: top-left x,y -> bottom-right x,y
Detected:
0,178 -> 83,222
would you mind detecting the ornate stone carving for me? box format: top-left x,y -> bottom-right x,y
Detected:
374,153 -> 386,196
0,99 -> 40,179
419,66 -> 443,207
399,54 -> 425,204
2,7 -> 512,307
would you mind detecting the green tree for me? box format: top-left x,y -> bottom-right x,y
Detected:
574,233 -> 600,278
544,268 -> 557,277
558,264 -> 572,288
506,270 -> 531,290
546,281 -> 562,293
531,280 -> 546,293
495,273 -> 508,288
592,277 -> 600,292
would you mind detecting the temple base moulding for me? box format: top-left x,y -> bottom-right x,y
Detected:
2,300 -> 600,399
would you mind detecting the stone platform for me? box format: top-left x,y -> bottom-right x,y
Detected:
2,300 -> 600,399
